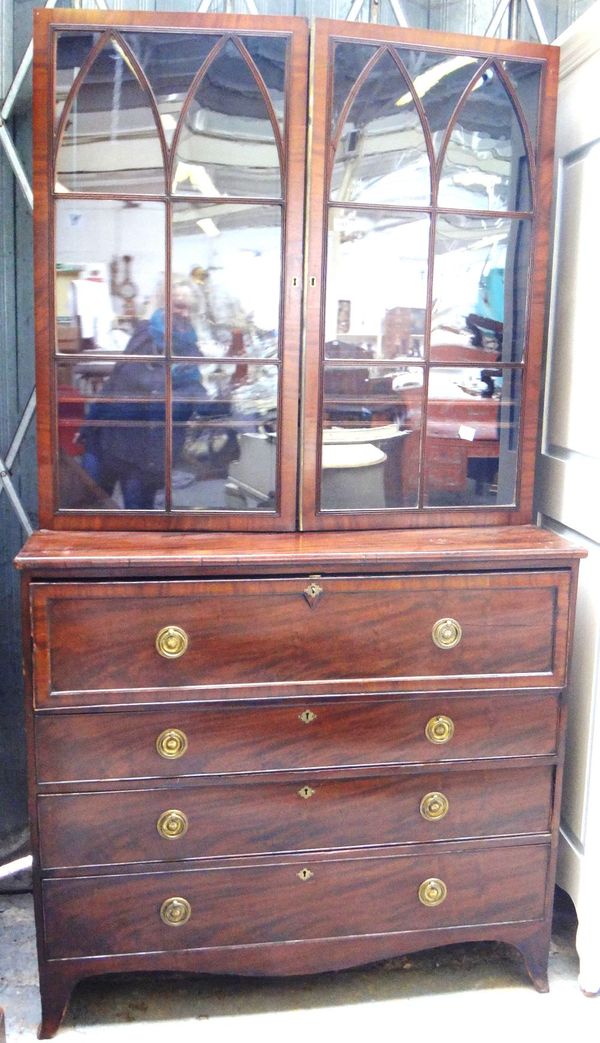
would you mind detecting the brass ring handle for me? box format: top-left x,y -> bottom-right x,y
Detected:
432,618 -> 462,650
420,792 -> 449,822
156,625 -> 189,659
418,878 -> 447,907
157,809 -> 189,839
160,897 -> 191,926
156,728 -> 188,760
425,715 -> 455,745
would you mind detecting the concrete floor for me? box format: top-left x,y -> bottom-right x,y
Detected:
1,888 -> 597,1042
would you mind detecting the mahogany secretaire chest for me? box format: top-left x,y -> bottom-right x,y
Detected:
17,9 -> 583,1036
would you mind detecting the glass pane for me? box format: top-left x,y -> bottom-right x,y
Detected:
502,60 -> 542,152
424,365 -> 522,507
55,37 -> 165,194
172,363 -> 278,512
171,203 -> 281,358
438,64 -> 532,211
431,216 -> 532,364
325,209 -> 429,361
331,48 -> 430,206
173,38 -> 281,198
57,359 -> 165,511
125,31 -> 220,148
331,41 -> 380,132
55,32 -> 102,127
394,49 -> 484,158
321,365 -> 423,510
55,200 -> 166,353
241,35 -> 288,134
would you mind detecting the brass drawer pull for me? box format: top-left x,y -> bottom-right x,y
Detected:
420,791 -> 449,822
160,897 -> 191,926
156,728 -> 188,760
432,617 -> 462,649
418,878 -> 447,907
425,715 -> 454,745
157,809 -> 188,839
156,625 -> 189,659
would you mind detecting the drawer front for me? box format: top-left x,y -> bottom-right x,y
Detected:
35,692 -> 559,783
42,843 -> 550,959
31,571 -> 571,705
38,766 -> 554,869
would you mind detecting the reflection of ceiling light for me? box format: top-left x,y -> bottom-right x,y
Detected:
160,113 -> 177,131
196,218 -> 220,237
396,56 -> 478,108
174,162 -> 221,196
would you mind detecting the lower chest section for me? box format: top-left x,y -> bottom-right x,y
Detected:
28,563 -> 571,975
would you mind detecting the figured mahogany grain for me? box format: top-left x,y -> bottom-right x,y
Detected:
37,764 -> 553,869
16,525 -> 586,577
34,692 -> 559,784
31,570 -> 570,703
42,842 -> 549,959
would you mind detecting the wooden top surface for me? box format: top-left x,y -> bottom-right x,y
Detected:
15,526 -> 585,577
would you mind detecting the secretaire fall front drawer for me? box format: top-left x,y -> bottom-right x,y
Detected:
34,692 -> 560,783
30,571 -> 571,705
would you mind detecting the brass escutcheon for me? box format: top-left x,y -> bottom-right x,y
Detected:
425,715 -> 455,745
303,576 -> 323,607
297,868 -> 314,881
157,809 -> 189,839
156,625 -> 189,659
432,617 -> 462,650
298,785 -> 315,799
299,710 -> 317,724
420,791 -> 449,822
156,728 -> 188,760
160,896 -> 191,926
418,878 -> 447,907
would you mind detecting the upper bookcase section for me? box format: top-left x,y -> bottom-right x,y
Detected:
32,10 -> 558,532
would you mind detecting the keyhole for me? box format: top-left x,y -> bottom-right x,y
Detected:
297,868 -> 314,881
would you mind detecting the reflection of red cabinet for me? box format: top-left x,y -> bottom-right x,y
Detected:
426,395 -> 499,494
56,387 -> 85,456
381,307 -> 425,359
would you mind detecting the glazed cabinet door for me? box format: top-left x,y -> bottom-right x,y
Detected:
34,10 -> 308,530
301,20 -> 558,530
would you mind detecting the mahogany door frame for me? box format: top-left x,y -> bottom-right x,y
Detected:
33,8 -> 309,532
300,18 -> 559,531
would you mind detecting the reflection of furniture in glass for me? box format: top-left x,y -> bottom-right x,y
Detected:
323,424 -> 419,509
382,306 -> 425,358
322,442 -> 387,508
18,12 -> 585,1039
426,388 -> 500,497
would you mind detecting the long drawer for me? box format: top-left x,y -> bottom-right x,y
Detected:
37,765 -> 554,869
30,571 -> 571,705
34,692 -> 560,783
42,843 -> 550,960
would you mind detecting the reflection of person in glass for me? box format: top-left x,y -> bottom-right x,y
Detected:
81,282 -> 207,509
